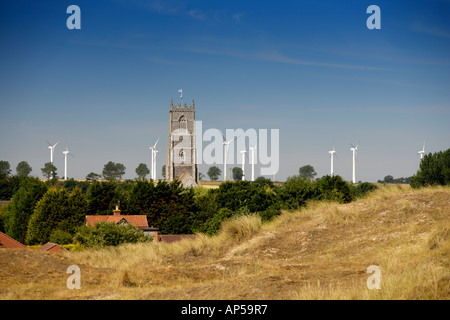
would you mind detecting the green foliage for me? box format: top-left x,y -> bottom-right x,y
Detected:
299,165 -> 317,182
16,161 -> 32,177
26,187 -> 86,245
49,229 -> 73,245
197,207 -> 234,236
128,179 -> 196,234
207,166 -> 221,181
0,161 -> 11,177
3,177 -> 48,242
313,175 -> 352,203
41,162 -> 58,180
102,161 -> 126,180
135,163 -> 150,179
410,149 -> 450,188
74,222 -> 151,248
350,182 -> 378,199
277,175 -> 314,210
86,181 -> 120,215
232,167 -> 243,180
86,172 -> 101,181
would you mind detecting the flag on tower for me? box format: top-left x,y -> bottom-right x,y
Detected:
178,89 -> 183,99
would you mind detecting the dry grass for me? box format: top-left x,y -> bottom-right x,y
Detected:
1,185 -> 449,300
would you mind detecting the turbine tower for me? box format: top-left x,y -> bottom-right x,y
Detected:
223,137 -> 235,181
249,145 -> 257,182
350,144 -> 358,183
148,138 -> 159,180
329,146 -> 337,177
46,140 -> 58,163
418,142 -> 425,160
62,146 -> 73,180
240,150 -> 246,181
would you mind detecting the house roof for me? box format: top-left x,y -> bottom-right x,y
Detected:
38,242 -> 67,252
85,215 -> 149,227
0,231 -> 29,249
158,234 -> 196,244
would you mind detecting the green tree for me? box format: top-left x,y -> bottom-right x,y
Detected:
0,161 -> 11,177
16,161 -> 32,177
232,167 -> 243,181
207,166 -> 222,181
86,172 -> 101,181
102,161 -> 118,180
41,162 -> 58,180
26,186 -> 87,245
299,165 -> 317,182
3,177 -> 48,242
410,148 -> 450,187
116,163 -> 126,180
86,181 -> 119,215
135,163 -> 150,179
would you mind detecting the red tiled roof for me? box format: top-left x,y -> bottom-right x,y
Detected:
0,232 -> 29,249
85,215 -> 149,227
38,242 -> 67,252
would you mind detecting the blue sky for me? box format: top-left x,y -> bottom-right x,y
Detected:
1,0 -> 449,182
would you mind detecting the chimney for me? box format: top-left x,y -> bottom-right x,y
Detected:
113,203 -> 121,216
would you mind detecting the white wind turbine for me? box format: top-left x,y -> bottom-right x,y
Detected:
240,150 -> 247,181
46,140 -> 59,163
350,143 -> 358,183
418,142 -> 426,160
249,144 -> 257,182
148,138 -> 159,180
329,146 -> 337,177
62,146 -> 74,180
223,137 -> 235,181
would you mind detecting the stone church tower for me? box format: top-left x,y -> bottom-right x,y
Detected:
165,99 -> 199,186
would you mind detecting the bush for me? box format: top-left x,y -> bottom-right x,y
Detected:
49,229 -> 73,245
350,182 -> 378,199
74,222 -> 151,248
197,207 -> 235,236
313,175 -> 352,203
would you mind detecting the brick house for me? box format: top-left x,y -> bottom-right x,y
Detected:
85,205 -> 160,241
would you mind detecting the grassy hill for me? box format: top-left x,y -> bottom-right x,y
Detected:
0,185 -> 448,299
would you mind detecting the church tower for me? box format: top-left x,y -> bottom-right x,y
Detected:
166,99 -> 199,186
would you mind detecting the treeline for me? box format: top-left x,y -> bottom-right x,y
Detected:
410,148 -> 450,188
0,175 -> 377,246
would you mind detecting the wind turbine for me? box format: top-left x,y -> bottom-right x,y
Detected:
62,146 -> 74,180
46,140 -> 58,163
240,150 -> 247,181
418,142 -> 425,160
329,146 -> 337,177
350,144 -> 358,183
148,138 -> 159,180
223,137 -> 234,181
249,144 -> 257,182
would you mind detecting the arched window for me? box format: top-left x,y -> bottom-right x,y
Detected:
179,115 -> 187,133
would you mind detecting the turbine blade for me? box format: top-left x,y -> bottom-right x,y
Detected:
153,137 -> 160,148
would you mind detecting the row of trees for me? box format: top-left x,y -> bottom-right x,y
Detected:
0,173 -> 378,247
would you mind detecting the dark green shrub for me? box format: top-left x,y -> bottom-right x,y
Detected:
313,175 -> 352,203
49,229 -> 73,245
75,222 -> 151,248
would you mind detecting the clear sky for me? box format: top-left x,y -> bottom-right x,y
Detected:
1,0 -> 449,182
